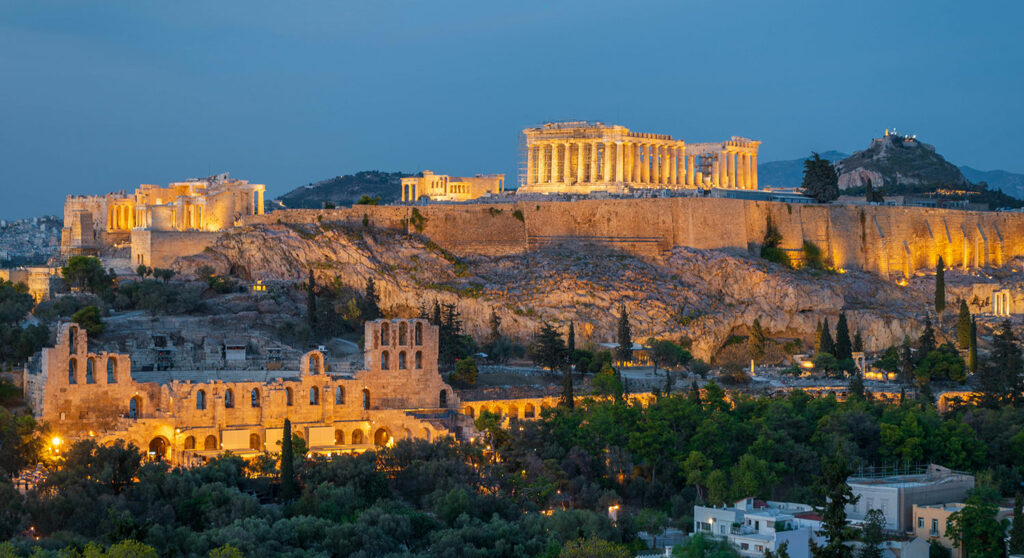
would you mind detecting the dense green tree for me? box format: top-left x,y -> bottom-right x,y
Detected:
362,277 -> 381,321
61,256 -> 112,294
820,318 -> 835,357
761,214 -> 790,266
280,418 -> 297,501
135,264 -> 151,278
72,305 -> 105,336
978,319 -> 1023,407
835,313 -> 852,361
915,344 -> 967,386
812,451 -> 858,558
673,533 -> 741,558
801,153 -> 839,203
305,270 -> 317,332
750,318 -> 768,359
865,178 -> 883,203
450,356 -> 478,387
567,321 -> 575,356
918,318 -> 936,356
0,408 -> 43,476
616,305 -> 632,363
935,257 -> 946,316
968,318 -> 978,373
815,320 -> 824,353
1009,493 -> 1024,555
560,536 -> 631,558
437,303 -> 475,370
531,322 -> 568,372
592,362 -> 623,399
648,338 -> 692,394
852,330 -> 863,353
957,300 -> 972,349
946,486 -> 1009,558
858,509 -> 885,558
488,307 -> 501,342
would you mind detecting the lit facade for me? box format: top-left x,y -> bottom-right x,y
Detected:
401,171 -> 505,202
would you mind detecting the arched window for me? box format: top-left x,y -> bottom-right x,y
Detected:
414,322 -> 423,345
249,433 -> 261,450
335,429 -> 345,445
524,403 -> 536,419
85,359 -> 95,384
129,396 -> 140,419
351,429 -> 365,444
68,325 -> 77,353
415,351 -> 422,369
308,353 -> 321,375
251,388 -> 260,407
285,387 -> 293,406
204,435 -> 217,450
335,386 -> 344,405
362,388 -> 370,410
183,436 -> 196,450
374,428 -> 390,447
196,390 -> 207,410
68,358 -> 77,384
380,322 -> 390,345
439,389 -> 448,408
309,386 -> 320,405
224,389 -> 234,409
398,322 -> 408,345
381,351 -> 390,370
398,351 -> 407,370
107,357 -> 117,383
465,406 -> 475,418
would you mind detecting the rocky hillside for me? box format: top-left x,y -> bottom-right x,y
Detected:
835,134 -> 969,191
277,171 -> 413,208
171,221 -> 1007,361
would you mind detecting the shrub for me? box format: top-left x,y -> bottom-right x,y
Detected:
512,209 -> 525,222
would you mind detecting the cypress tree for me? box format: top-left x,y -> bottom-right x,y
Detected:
979,319 -> 1022,408
430,299 -> 441,326
812,451 -> 858,558
306,270 -> 318,332
853,330 -> 864,353
918,318 -> 936,355
957,300 -> 972,349
820,318 -> 835,356
280,418 -> 297,500
750,318 -> 767,359
935,257 -> 946,315
363,277 -> 381,321
616,305 -> 632,363
814,320 -> 824,353
567,321 -> 575,355
488,308 -> 501,342
835,312 -> 852,360
968,318 -> 978,373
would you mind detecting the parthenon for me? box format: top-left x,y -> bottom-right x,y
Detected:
517,121 -> 760,195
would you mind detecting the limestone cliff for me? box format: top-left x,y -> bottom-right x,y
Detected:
836,134 -> 969,191
175,222 -> 987,361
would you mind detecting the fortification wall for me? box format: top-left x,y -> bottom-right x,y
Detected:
245,199 -> 1024,277
132,230 -> 223,268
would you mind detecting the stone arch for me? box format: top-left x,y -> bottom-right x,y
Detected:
302,350 -> 325,376
224,389 -> 235,408
148,436 -> 169,461
85,358 -> 95,384
196,389 -> 207,410
439,389 -> 448,408
422,427 -> 431,442
249,433 -> 261,450
398,351 -> 407,370
373,427 -> 391,447
414,322 -> 423,345
507,404 -> 519,420
68,357 -> 77,384
204,434 -> 218,450
129,395 -> 142,419
183,435 -> 196,450
381,322 -> 390,345
398,322 -> 408,345
286,387 -> 293,406
309,386 -> 320,405
106,357 -> 117,383
381,350 -> 390,370
251,388 -> 260,407
335,429 -> 345,445
351,429 -> 365,445
414,351 -> 422,369
465,406 -> 475,417
524,403 -> 536,419
335,386 -> 345,405
362,388 -> 371,410
404,428 -> 412,441
68,324 -> 78,353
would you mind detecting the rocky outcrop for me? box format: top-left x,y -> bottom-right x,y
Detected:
836,134 -> 969,191
174,222 -> 995,361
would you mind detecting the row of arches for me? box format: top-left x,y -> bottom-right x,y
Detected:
168,425 -> 427,457
380,350 -> 422,371
195,387 -> 372,410
464,401 -> 544,420
379,321 -> 424,347
68,356 -> 117,385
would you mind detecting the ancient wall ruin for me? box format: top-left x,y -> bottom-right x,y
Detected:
243,198 -> 1024,278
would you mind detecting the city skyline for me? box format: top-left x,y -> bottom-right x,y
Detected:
2,1 -> 1023,219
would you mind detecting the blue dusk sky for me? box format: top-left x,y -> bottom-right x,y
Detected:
1,1 -> 1022,219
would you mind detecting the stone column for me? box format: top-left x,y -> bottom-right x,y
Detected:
615,143 -> 624,182
563,142 -> 573,184
577,142 -> 585,184
712,157 -> 720,187
550,144 -> 559,184
601,143 -> 611,182
538,144 -> 548,184
640,144 -> 649,183
728,152 -> 737,188
257,188 -> 264,215
650,144 -> 659,184
751,153 -> 758,189
687,155 -> 695,187
738,154 -> 747,189
668,147 -> 677,185
526,145 -> 535,185
589,141 -> 598,183
718,152 -> 727,187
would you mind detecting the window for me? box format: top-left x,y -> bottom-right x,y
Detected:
286,387 -> 293,406
107,358 -> 116,383
740,543 -> 749,551
183,436 -> 195,450
335,386 -> 344,405
414,322 -> 423,345
68,358 -> 77,384
756,546 -> 763,553
398,351 -> 407,369
697,522 -> 711,532
381,351 -> 390,370
85,359 -> 95,384
381,322 -> 390,345
196,390 -> 207,410
224,389 -> 234,408
415,351 -> 422,369
362,388 -> 370,410
309,387 -> 319,405
398,322 -> 408,345
251,388 -> 260,407
931,518 -> 939,536
918,517 -> 923,529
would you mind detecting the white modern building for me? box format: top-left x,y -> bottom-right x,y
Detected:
694,498 -> 824,558
845,465 -> 974,532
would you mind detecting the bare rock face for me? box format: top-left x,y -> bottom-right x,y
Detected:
174,222 -> 969,361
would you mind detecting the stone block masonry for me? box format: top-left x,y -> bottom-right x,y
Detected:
244,198 -> 1024,279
